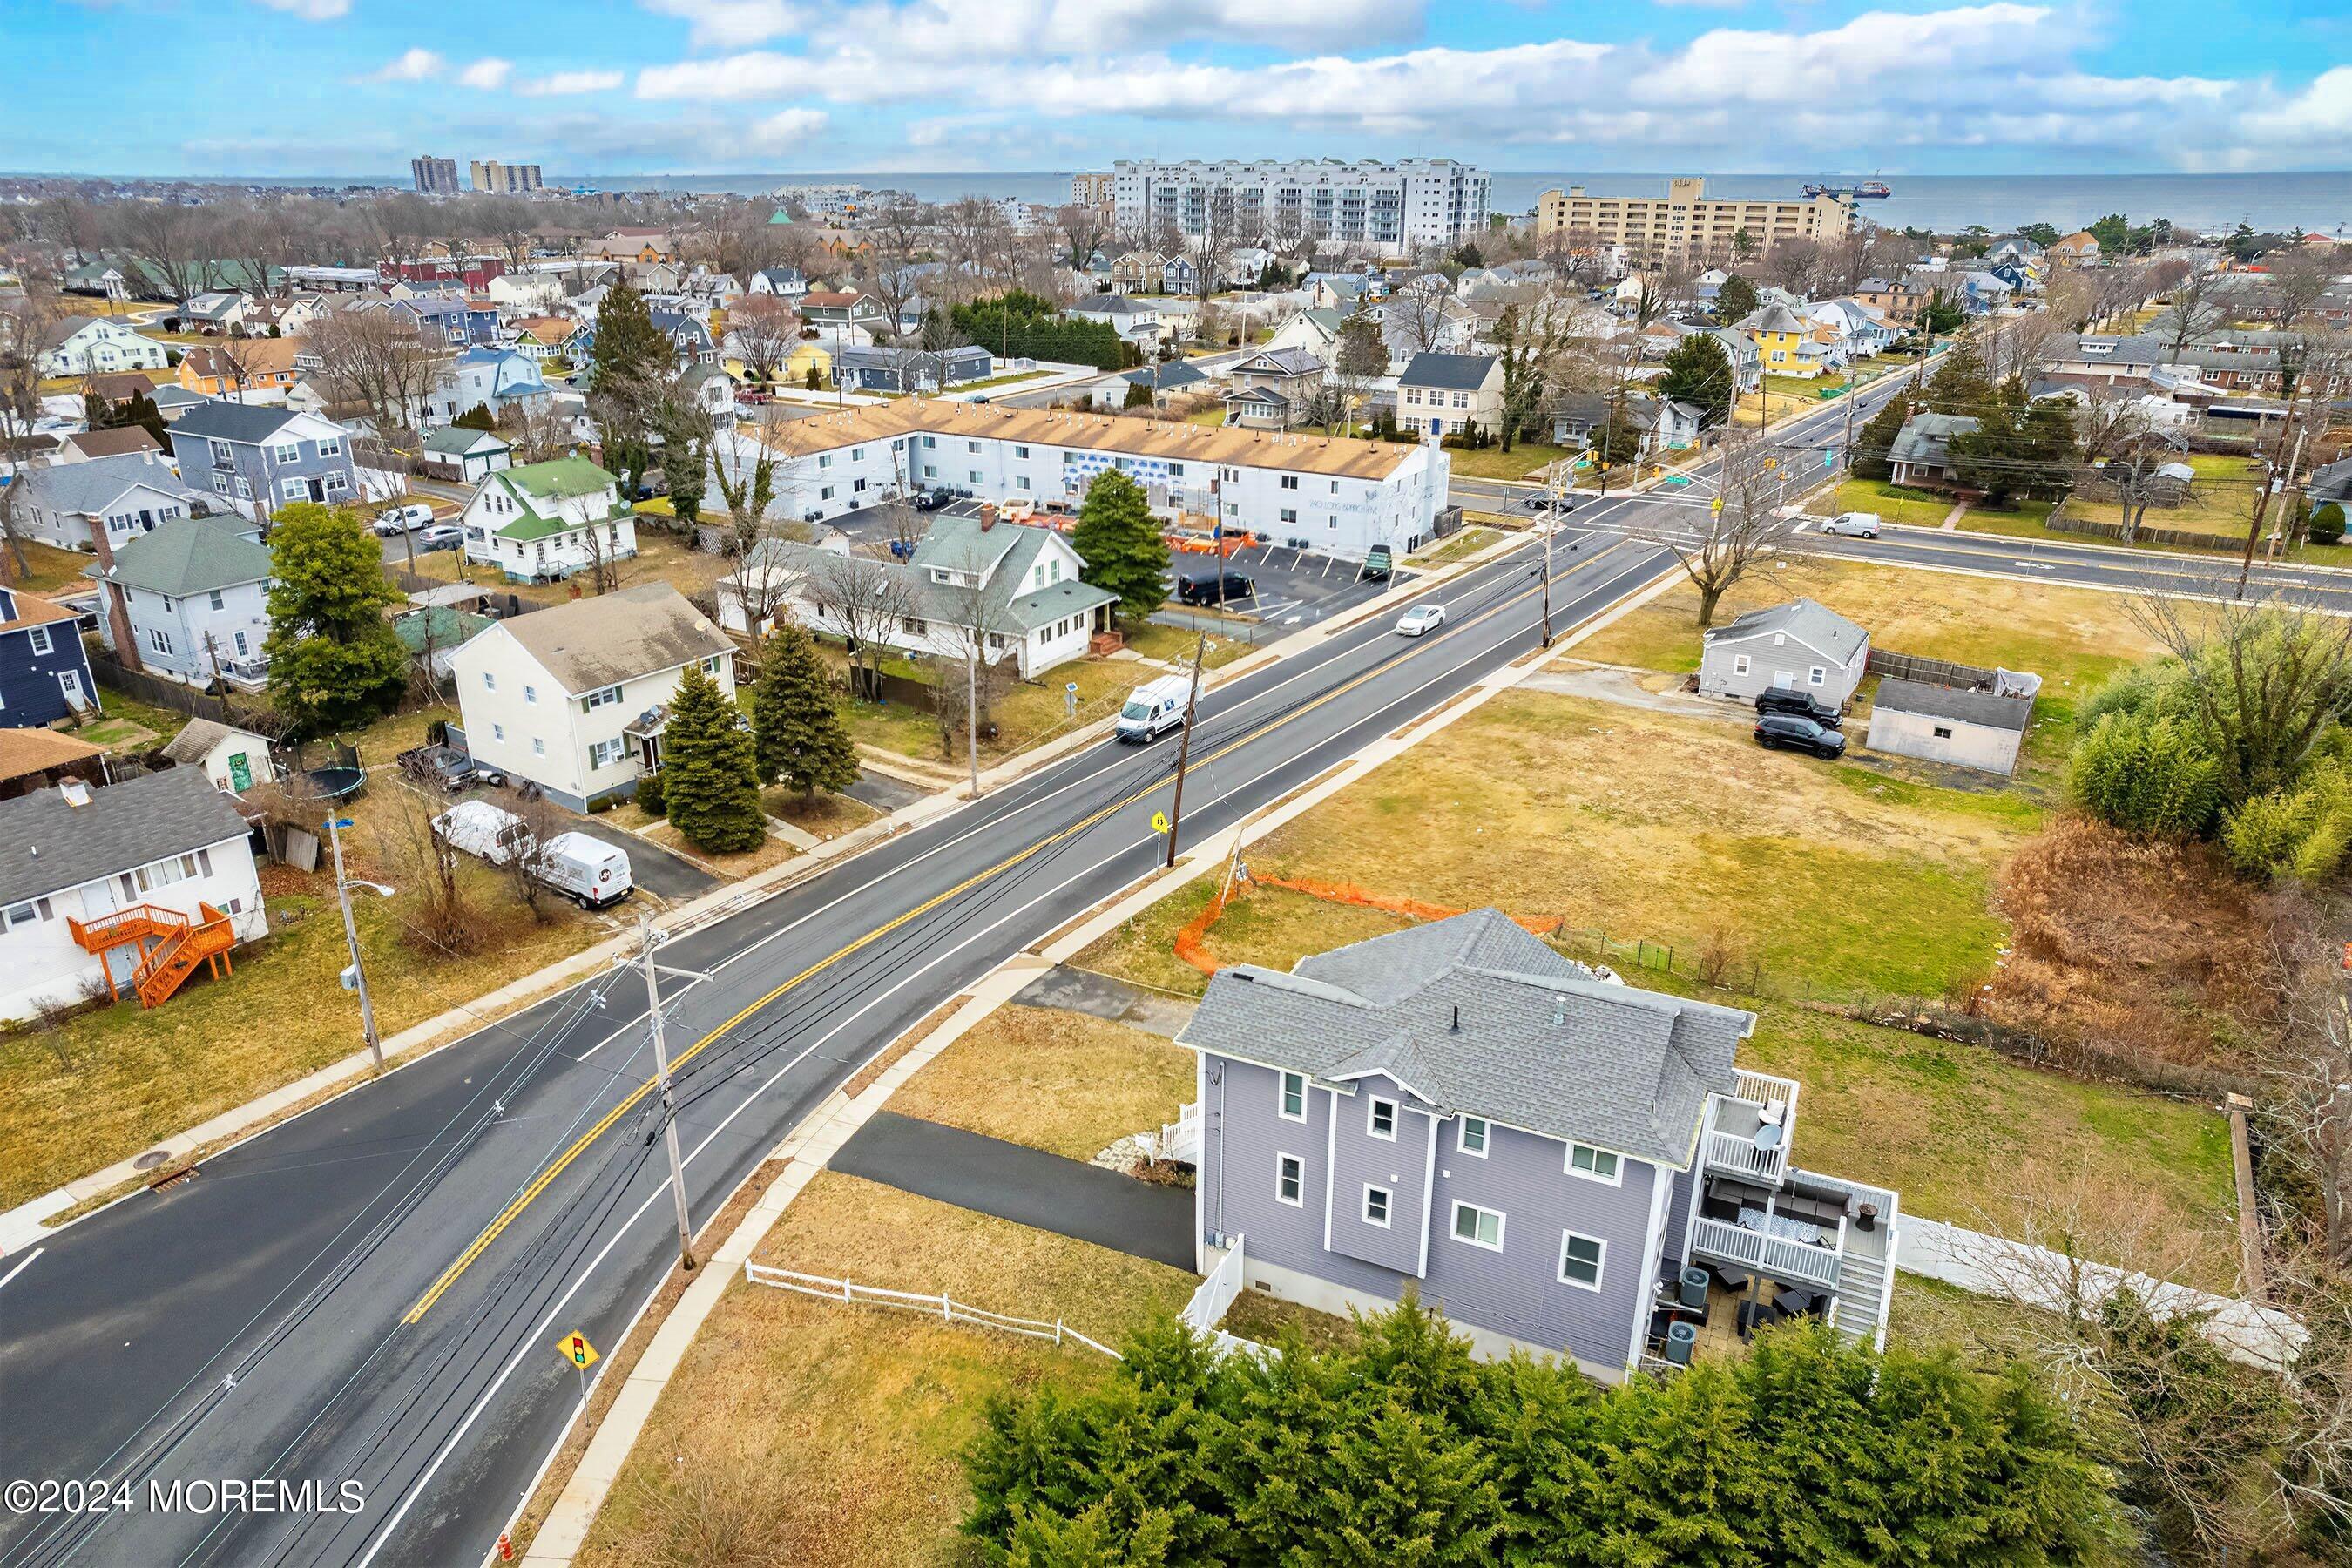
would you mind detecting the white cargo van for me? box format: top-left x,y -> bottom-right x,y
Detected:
1115,674 -> 1193,743
430,800 -> 634,909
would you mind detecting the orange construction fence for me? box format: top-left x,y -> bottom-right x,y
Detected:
1174,870 -> 1556,976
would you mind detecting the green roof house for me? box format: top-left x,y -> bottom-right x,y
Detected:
456,456 -> 638,585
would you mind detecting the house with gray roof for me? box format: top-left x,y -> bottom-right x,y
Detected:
1179,908 -> 1901,1376
1397,351 -> 1503,437
0,766 -> 267,1023
720,512 -> 1115,678
1697,597 -> 1869,705
1865,677 -> 2034,776
88,515 -> 275,688
166,402 -> 358,521
1886,410 -> 1980,487
10,450 -> 207,554
1221,346 -> 1329,429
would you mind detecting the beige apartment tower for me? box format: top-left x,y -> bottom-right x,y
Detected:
1536,177 -> 1849,260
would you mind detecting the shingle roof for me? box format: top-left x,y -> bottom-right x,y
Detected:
13,452 -> 202,519
167,400 -> 304,445
0,767 -> 252,906
1178,908 -> 1752,1166
99,516 -> 273,597
0,727 -> 105,785
1399,352 -> 1497,392
1740,303 -> 1810,335
1873,678 -> 2032,732
480,457 -> 629,541
1702,597 -> 1867,660
62,427 -> 164,460
1889,411 -> 1978,466
487,582 -> 730,694
159,716 -> 274,767
422,425 -> 510,456
0,590 -> 78,635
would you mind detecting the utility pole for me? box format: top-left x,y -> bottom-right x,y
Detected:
1540,462 -> 1560,647
639,916 -> 696,1273
964,641 -> 980,797
2239,422 -> 2307,599
1161,632 -> 1208,868
326,812 -> 382,1071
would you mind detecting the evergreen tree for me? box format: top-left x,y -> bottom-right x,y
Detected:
1920,340 -> 1994,416
1713,274 -> 1761,324
1070,469 -> 1169,625
2069,710 -> 2223,837
1657,333 -> 1734,426
1852,395 -> 1909,482
2310,501 -> 2345,545
752,623 -> 857,794
586,283 -> 667,392
453,402 -> 497,432
653,399 -> 707,528
659,664 -> 766,853
263,503 -> 409,734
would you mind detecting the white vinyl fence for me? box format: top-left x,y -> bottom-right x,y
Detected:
1180,1237 -> 1273,1363
743,1261 -> 1123,1359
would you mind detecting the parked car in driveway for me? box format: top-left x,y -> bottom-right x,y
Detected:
1176,571 -> 1255,605
1395,603 -> 1446,637
1821,511 -> 1882,538
1754,713 -> 1847,759
416,524 -> 463,551
1754,688 -> 1842,727
372,503 -> 433,536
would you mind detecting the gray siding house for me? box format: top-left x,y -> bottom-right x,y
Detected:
1179,909 -> 1900,1380
90,516 -> 274,688
1697,598 -> 1869,706
166,403 -> 359,524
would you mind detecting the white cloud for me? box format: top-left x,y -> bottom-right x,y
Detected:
368,47 -> 444,82
2240,64 -> 2352,141
637,51 -> 798,100
518,69 -> 626,96
458,57 -> 514,89
641,0 -> 808,47
642,0 -> 1420,56
748,106 -> 830,149
252,0 -> 350,17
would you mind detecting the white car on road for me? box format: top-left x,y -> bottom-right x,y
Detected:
1395,603 -> 1446,637
1821,510 -> 1882,538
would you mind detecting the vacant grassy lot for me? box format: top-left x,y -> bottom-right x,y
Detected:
1406,526 -> 1502,568
816,643 -> 1149,766
2069,453 -> 2266,539
1122,623 -> 1252,670
575,1173 -> 1195,1568
1078,882 -> 2239,1288
889,1004 -> 1194,1160
0,787 -> 602,1207
1443,441 -> 1583,482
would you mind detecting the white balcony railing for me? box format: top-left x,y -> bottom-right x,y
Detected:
1689,1215 -> 1841,1292
1704,1128 -> 1788,1186
1706,1070 -> 1801,1186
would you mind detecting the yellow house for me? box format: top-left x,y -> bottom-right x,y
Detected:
1740,302 -> 1824,379
731,341 -> 831,389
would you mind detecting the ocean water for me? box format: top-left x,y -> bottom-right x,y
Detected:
183,168 -> 2352,235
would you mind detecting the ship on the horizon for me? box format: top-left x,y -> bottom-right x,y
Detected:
1804,179 -> 1892,199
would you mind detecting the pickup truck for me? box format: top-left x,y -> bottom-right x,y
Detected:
397,743 -> 499,792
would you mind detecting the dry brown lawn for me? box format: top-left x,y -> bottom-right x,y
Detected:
576,1173 -> 1194,1568
887,1004 -> 1193,1160
643,821 -> 796,881
764,787 -> 879,841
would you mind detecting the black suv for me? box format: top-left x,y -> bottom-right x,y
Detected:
1177,571 -> 1256,605
1754,713 -> 1847,759
1754,688 -> 1842,727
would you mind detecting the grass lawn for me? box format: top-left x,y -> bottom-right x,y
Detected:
5,541 -> 98,594
887,1004 -> 1193,1160
1121,623 -> 1251,669
950,368 -> 1053,394
1077,882 -> 2240,1290
0,786 -> 603,1208
88,679 -> 193,750
574,1173 -> 1195,1568
763,787 -> 878,841
1441,442 -> 1585,483
1834,477 -> 1958,528
397,531 -> 730,609
644,820 -> 796,880
818,645 -> 1150,766
1406,526 -> 1502,568
2067,453 -> 2268,539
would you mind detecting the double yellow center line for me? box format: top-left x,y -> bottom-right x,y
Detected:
403,540 -> 1634,1321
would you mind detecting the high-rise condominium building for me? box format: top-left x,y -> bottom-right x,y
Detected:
1070,171 -> 1114,209
1534,177 -> 1849,261
411,156 -> 459,196
1112,159 -> 1490,257
470,160 -> 544,195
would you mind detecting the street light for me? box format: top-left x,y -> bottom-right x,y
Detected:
327,814 -> 395,1071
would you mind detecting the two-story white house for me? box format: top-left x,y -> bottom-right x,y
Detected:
0,767 -> 267,1022
720,511 -> 1118,679
89,514 -> 275,688
457,456 -> 638,584
449,583 -> 735,810
31,317 -> 172,378
10,451 -> 207,553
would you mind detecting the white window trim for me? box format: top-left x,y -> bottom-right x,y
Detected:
1558,1230 -> 1607,1292
1732,653 -> 1751,677
1362,1185 -> 1392,1228
1566,1142 -> 1622,1186
1456,1115 -> 1489,1157
1808,666 -> 1826,687
1368,1095 -> 1398,1141
1450,1200 -> 1504,1251
1277,1071 -> 1307,1122
1275,1152 -> 1304,1208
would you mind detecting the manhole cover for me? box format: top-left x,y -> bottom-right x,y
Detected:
132,1150 -> 172,1172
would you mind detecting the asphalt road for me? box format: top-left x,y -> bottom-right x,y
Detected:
3,340 -> 2341,1568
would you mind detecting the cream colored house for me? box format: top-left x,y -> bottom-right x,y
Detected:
457,456 -> 639,585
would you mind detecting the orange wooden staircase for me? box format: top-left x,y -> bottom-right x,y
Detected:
68,902 -> 239,1008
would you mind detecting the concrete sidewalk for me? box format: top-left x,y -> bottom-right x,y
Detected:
833,1110 -> 1194,1270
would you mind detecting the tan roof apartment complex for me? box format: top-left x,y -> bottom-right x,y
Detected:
1536,177 -> 1850,261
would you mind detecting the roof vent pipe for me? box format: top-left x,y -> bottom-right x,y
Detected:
1450,1004 -> 1460,1031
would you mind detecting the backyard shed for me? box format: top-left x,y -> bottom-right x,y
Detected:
1864,679 -> 2033,775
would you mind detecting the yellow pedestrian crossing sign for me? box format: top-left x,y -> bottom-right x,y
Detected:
1151,811 -> 1172,835
558,1330 -> 599,1369
1710,497 -> 1725,515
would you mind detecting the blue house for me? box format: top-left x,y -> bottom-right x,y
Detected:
567,312 -> 717,378
429,347 -> 551,426
166,403 -> 359,522
1161,255 -> 1199,295
400,294 -> 499,347
834,343 -> 994,394
0,585 -> 98,723
1179,909 -> 1901,1379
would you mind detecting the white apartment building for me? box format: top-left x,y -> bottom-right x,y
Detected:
739,402 -> 1450,564
1535,178 -> 1850,262
1113,159 -> 1490,257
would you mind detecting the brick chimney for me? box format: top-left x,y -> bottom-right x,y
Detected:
84,517 -> 143,672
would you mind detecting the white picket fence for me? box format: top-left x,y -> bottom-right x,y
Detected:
743,1261 -> 1123,1359
1181,1236 -> 1274,1363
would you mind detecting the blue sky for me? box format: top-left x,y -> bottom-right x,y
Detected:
9,0 -> 2351,177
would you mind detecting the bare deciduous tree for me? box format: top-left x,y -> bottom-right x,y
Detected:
306,306 -> 452,440
800,551 -> 919,701
1626,432 -> 1813,625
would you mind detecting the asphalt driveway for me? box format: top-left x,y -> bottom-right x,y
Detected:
558,820 -> 718,906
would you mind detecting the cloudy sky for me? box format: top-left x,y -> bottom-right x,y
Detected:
9,0 -> 2351,177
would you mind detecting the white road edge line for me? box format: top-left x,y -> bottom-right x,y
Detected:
0,1247 -> 44,1292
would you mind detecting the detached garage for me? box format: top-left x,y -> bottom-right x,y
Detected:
1865,679 -> 2033,775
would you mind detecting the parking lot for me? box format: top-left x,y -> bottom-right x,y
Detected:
822,494 -> 985,550
1165,541 -> 1412,629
